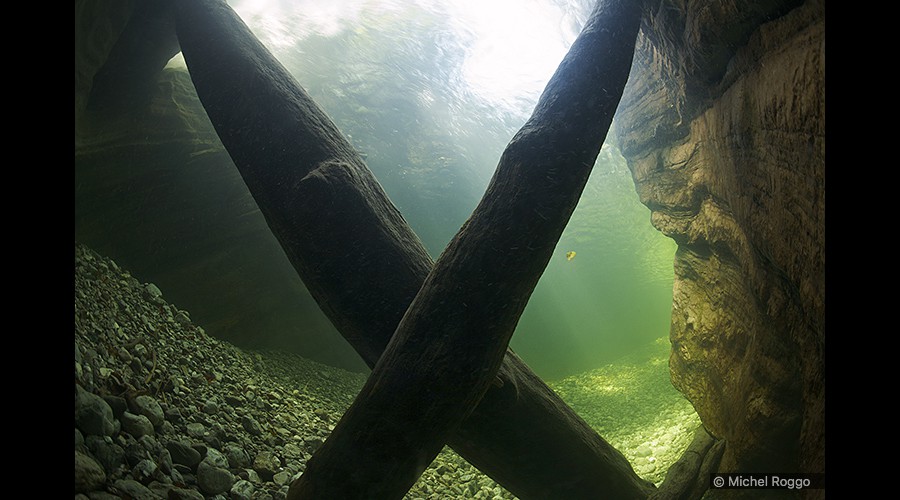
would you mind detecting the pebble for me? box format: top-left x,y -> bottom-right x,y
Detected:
73,244 -> 516,500
197,460 -> 235,495
283,442 -> 304,459
87,493 -> 121,500
112,478 -> 156,500
165,407 -> 184,425
132,458 -> 158,484
186,422 -> 206,438
224,443 -> 251,468
203,397 -> 220,414
144,283 -> 162,299
103,395 -> 128,418
169,487 -> 206,500
204,447 -> 230,469
158,448 -> 174,474
167,441 -> 202,469
175,310 -> 192,326
304,436 -> 324,452
85,435 -> 125,473
225,394 -> 244,407
133,395 -> 165,426
124,440 -> 150,467
74,450 -> 106,493
243,468 -> 261,484
273,470 -> 292,486
231,479 -> 255,500
242,415 -> 263,436
75,385 -> 116,437
121,412 -> 154,438
253,450 -> 281,481
159,420 -> 176,436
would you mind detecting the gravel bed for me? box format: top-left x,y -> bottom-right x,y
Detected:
74,242 -> 697,498
74,243 -> 514,499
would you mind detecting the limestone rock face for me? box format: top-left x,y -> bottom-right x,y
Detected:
615,0 -> 824,478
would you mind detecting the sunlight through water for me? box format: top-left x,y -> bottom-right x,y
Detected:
229,0 -> 582,119
194,0 -> 680,380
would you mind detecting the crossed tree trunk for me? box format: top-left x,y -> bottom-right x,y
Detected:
174,0 -> 652,498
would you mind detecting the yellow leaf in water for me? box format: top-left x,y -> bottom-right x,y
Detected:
566,251 -> 576,261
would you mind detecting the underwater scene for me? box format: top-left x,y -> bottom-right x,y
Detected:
161,0 -> 679,380
75,244 -> 698,498
74,0 -> 768,499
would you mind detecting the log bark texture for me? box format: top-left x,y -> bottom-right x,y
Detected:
174,0 -> 653,498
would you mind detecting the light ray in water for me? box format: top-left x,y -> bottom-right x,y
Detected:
228,0 -> 581,118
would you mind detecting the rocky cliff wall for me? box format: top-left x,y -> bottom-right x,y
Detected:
615,0 -> 824,479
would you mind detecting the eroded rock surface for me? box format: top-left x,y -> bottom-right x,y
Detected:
615,0 -> 824,481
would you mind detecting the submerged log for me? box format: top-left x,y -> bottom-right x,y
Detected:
290,0 -> 647,496
174,0 -> 653,498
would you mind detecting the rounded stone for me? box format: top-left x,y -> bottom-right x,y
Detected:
167,441 -> 202,469
223,443 -> 251,469
282,442 -> 303,459
272,470 -> 291,486
121,412 -> 154,438
143,283 -> 162,299
133,395 -> 165,426
231,479 -> 255,500
74,450 -> 106,493
203,398 -> 219,414
635,444 -> 652,457
168,487 -> 205,500
241,415 -> 263,436
197,460 -> 234,495
75,428 -> 84,449
158,421 -> 176,436
252,451 -> 281,481
75,386 -> 116,437
186,422 -> 206,438
103,395 -> 128,419
111,478 -> 155,499
85,435 -> 126,473
175,310 -> 192,326
204,448 -> 229,469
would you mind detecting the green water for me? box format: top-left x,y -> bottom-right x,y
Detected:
78,0 -> 700,493
200,0 -> 678,381
513,144 -> 677,379
548,337 -> 701,485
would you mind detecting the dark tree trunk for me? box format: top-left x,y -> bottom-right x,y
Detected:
174,0 -> 653,498
289,0 -> 647,497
